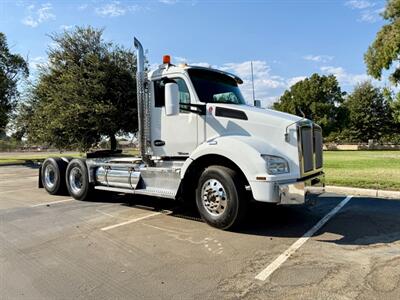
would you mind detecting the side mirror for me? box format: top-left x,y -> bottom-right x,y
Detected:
254,100 -> 261,108
165,82 -> 179,116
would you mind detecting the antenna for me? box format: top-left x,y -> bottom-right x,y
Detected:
251,61 -> 256,105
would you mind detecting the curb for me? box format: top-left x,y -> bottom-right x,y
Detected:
326,185 -> 400,200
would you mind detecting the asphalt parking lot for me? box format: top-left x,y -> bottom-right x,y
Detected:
1,165 -> 399,299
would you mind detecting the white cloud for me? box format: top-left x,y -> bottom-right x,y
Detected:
22,16 -> 39,27
191,62 -> 211,68
320,65 -> 373,86
345,1 -> 384,23
174,56 -> 211,67
159,0 -> 179,4
59,24 -> 73,30
48,41 -> 59,50
303,55 -> 334,63
221,61 -> 269,78
359,7 -> 385,23
22,3 -> 56,27
263,96 -> 280,108
94,1 -> 140,17
287,76 -> 307,87
174,56 -> 188,63
220,61 -> 287,103
345,0 -> 375,9
95,1 -> 126,17
167,58 -> 297,105
29,56 -> 46,72
78,4 -> 88,11
155,58 -> 317,106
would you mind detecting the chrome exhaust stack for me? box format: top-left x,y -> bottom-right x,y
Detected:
134,37 -> 152,166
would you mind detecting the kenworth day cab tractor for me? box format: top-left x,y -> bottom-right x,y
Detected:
39,38 -> 325,230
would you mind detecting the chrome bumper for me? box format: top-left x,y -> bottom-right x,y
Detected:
279,173 -> 325,205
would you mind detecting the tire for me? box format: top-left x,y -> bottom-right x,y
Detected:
196,166 -> 247,230
41,158 -> 68,195
65,159 -> 93,201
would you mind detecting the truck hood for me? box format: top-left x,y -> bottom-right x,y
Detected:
210,104 -> 304,129
206,103 -> 307,147
205,103 -> 304,178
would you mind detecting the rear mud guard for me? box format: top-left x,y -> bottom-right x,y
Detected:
38,165 -> 43,188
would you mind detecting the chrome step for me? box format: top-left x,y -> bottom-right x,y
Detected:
94,185 -> 177,199
134,187 -> 176,199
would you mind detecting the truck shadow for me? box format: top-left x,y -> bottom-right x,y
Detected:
236,195 -> 400,247
109,193 -> 400,247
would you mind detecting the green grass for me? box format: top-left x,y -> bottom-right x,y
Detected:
0,159 -> 22,164
324,150 -> 400,191
0,152 -> 83,165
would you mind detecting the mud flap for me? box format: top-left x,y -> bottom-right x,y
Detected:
38,165 -> 43,188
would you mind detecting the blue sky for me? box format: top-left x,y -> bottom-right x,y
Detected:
0,0 -> 390,106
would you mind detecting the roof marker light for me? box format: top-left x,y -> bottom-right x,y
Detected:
163,55 -> 171,64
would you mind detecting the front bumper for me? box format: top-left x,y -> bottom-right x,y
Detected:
279,173 -> 325,205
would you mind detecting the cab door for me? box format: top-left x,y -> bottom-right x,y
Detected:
150,76 -> 198,157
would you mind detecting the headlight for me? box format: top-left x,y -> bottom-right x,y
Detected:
262,155 -> 290,175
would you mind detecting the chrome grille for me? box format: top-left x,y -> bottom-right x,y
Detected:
314,127 -> 323,169
298,123 -> 323,176
301,127 -> 314,172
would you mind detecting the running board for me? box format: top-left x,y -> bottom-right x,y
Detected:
134,188 -> 176,199
94,186 -> 135,194
94,185 -> 177,199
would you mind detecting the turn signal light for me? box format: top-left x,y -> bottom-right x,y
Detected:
163,55 -> 171,64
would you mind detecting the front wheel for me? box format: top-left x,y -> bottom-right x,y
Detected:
196,166 -> 247,230
66,159 -> 93,201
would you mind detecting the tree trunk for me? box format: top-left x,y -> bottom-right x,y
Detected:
109,134 -> 117,151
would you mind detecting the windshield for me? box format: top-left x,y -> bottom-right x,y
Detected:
188,69 -> 246,105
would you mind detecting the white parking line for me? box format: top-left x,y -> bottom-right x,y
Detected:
101,211 -> 165,231
255,195 -> 353,281
30,198 -> 74,207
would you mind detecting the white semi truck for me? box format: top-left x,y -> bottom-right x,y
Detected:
39,38 -> 324,229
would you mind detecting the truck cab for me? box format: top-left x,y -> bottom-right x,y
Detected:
148,59 -> 324,200
39,38 -> 324,230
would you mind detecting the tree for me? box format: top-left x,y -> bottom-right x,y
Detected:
382,87 -> 400,141
345,82 -> 393,142
27,26 -> 137,151
365,0 -> 400,84
364,0 -> 400,136
273,73 -> 346,136
382,87 -> 400,124
0,32 -> 29,136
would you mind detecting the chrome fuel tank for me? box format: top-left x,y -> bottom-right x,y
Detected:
95,166 -> 140,189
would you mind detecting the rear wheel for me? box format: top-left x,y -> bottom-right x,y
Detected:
66,159 -> 93,201
41,158 -> 68,195
196,166 -> 247,230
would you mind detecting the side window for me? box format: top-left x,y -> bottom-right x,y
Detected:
175,79 -> 190,105
153,78 -> 191,112
154,79 -> 165,107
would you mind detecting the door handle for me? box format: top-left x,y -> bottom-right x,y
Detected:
153,140 -> 165,146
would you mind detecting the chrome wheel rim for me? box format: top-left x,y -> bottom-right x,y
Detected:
201,179 -> 228,216
69,167 -> 83,194
44,165 -> 56,188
